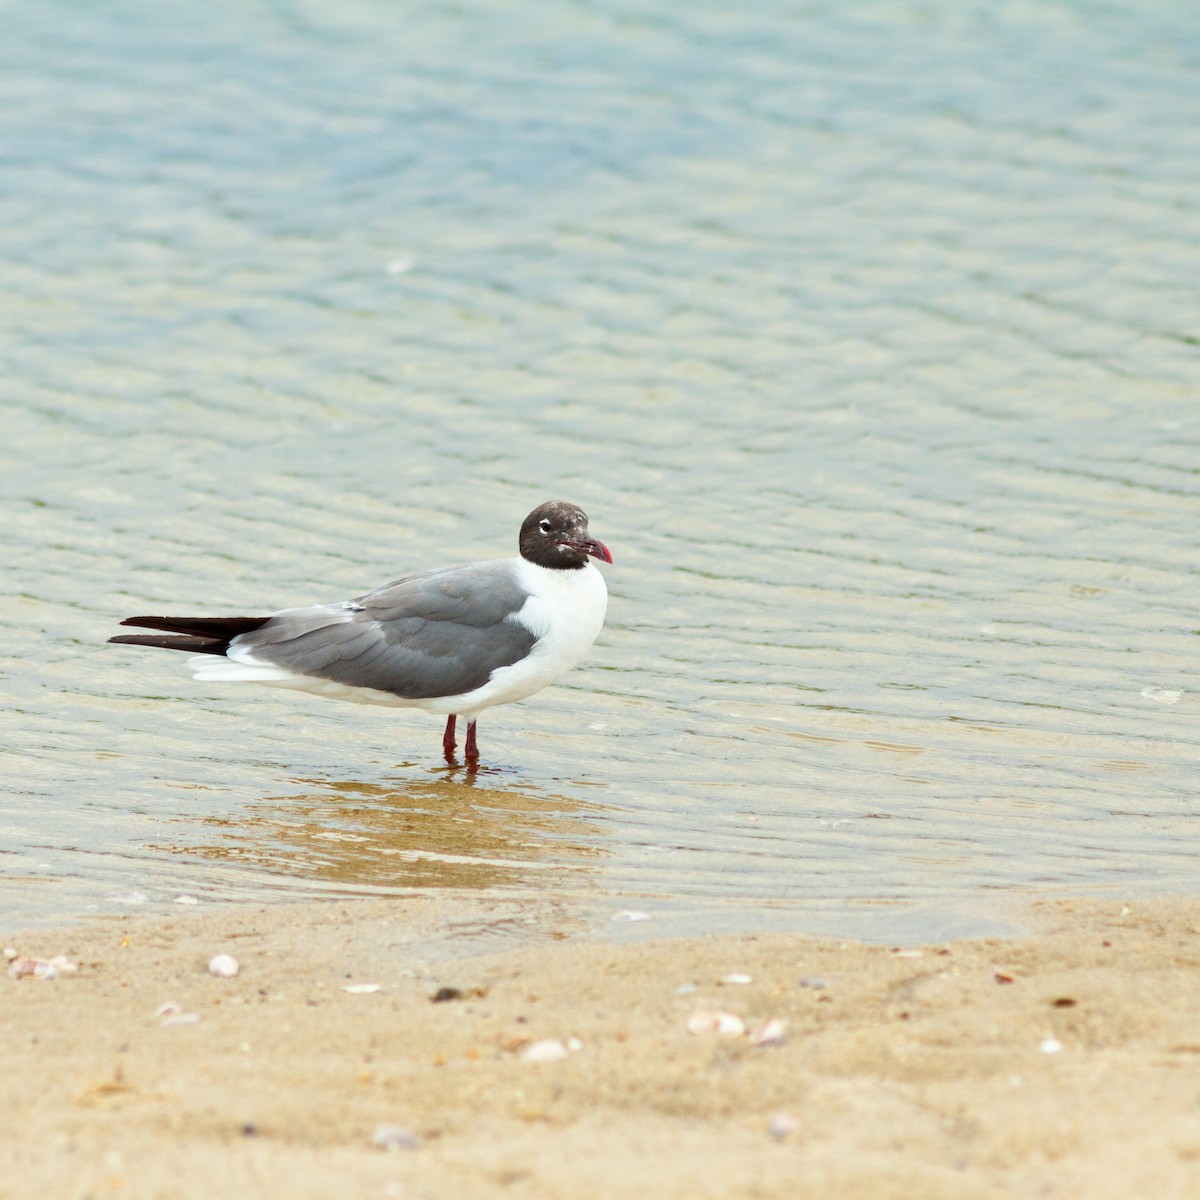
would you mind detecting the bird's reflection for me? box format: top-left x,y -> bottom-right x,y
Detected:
171,768 -> 608,893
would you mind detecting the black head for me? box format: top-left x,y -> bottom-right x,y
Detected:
518,501 -> 613,570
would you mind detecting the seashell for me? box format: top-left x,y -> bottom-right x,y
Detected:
7,958 -> 57,980
749,1017 -> 787,1047
208,954 -> 239,978
154,1002 -> 199,1026
1039,1037 -> 1063,1054
521,1038 -> 570,1063
719,973 -> 753,985
612,910 -> 651,923
372,1124 -> 422,1150
686,1010 -> 746,1037
341,983 -> 380,994
768,1114 -> 798,1140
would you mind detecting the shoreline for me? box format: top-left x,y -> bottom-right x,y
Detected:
6,892 -> 1200,1198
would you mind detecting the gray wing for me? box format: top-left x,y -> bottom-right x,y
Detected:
230,560 -> 536,699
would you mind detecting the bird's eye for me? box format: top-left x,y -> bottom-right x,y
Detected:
538,519 -> 553,533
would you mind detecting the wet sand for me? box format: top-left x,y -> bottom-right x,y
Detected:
5,894 -> 1200,1199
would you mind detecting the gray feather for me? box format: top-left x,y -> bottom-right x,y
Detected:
229,560 -> 536,699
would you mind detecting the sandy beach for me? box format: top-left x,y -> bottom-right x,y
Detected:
5,893 -> 1200,1199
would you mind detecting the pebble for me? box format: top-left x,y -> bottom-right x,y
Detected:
208,954 -> 240,978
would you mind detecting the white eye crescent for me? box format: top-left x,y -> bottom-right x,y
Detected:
539,518 -> 553,533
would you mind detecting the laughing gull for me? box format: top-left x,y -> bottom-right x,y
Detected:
109,501 -> 612,763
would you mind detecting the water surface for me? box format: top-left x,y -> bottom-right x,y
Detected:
3,0 -> 1198,941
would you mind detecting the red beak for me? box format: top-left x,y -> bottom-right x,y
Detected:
566,536 -> 613,564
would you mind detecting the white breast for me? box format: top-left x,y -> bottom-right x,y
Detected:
433,557 -> 608,718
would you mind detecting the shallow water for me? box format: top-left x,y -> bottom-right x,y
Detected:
3,0 -> 1198,941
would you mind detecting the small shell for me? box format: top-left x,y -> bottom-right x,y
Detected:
162,1011 -> 201,1027
7,958 -> 57,980
341,983 -> 380,994
208,954 -> 240,978
686,1010 -> 746,1037
612,910 -> 651,923
155,1002 -> 199,1026
521,1039 -> 570,1063
1040,1037 -> 1063,1054
768,1114 -> 798,1140
719,973 -> 753,985
749,1017 -> 787,1047
372,1124 -> 422,1151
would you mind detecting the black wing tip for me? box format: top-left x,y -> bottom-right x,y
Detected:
108,632 -> 228,654
114,614 -> 271,635
118,615 -> 162,628
110,615 -> 270,655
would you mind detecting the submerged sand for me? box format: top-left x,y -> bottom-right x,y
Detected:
4,893 -> 1200,1199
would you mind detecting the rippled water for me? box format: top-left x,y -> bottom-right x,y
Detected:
3,0 -> 1198,941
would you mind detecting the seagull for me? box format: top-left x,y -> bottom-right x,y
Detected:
109,501 -> 612,764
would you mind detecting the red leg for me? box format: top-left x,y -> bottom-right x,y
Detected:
464,720 -> 479,763
442,714 -> 457,759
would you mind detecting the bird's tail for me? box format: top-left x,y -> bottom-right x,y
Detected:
108,615 -> 270,656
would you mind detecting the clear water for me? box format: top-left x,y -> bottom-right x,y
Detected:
3,0 -> 1198,941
